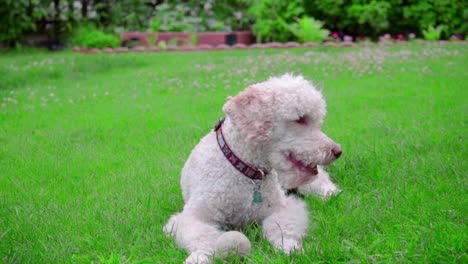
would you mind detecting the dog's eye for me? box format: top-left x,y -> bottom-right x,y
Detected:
295,116 -> 307,125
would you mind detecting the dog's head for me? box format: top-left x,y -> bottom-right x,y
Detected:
223,74 -> 342,189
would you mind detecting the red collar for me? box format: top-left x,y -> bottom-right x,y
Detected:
214,117 -> 267,180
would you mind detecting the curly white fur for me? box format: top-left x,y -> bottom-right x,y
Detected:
164,74 -> 342,263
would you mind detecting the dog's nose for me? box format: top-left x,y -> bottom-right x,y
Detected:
332,147 -> 342,159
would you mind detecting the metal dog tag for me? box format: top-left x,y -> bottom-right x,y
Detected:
253,190 -> 263,203
251,171 -> 264,203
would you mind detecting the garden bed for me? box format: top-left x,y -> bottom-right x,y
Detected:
120,31 -> 254,47
72,39 -> 467,54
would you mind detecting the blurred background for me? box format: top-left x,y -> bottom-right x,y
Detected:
1,0 -> 467,51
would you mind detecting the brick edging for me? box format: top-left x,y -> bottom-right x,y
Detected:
72,40 -> 468,54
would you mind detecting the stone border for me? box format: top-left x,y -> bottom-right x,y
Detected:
72,40 -> 467,54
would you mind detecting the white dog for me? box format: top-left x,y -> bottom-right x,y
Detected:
164,74 -> 342,263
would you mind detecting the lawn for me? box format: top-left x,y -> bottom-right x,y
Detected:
0,45 -> 466,264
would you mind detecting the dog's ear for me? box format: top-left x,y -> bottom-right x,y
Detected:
222,85 -> 273,143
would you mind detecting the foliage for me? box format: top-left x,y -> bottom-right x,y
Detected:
0,0 -> 467,46
94,0 -> 156,32
347,1 -> 392,31
402,0 -> 465,38
149,3 -> 203,32
422,24 -> 444,42
205,0 -> 252,31
249,0 -> 305,42
285,17 -> 329,43
148,35 -> 156,47
148,1 -> 248,32
0,0 -> 48,43
190,34 -> 198,46
303,0 -> 467,39
158,40 -> 167,50
303,0 -> 402,39
168,38 -> 179,46
463,9 -> 468,35
70,26 -> 120,49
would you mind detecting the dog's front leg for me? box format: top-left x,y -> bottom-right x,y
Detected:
262,196 -> 310,254
163,212 -> 221,264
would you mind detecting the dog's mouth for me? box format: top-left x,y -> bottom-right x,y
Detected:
286,153 -> 318,175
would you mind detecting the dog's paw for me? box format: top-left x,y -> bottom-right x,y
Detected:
296,180 -> 341,199
184,252 -> 211,264
278,239 -> 303,255
317,182 -> 341,198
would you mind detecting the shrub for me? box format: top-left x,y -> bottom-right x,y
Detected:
303,0 -> 466,40
249,0 -> 305,43
70,27 -> 120,49
149,3 -> 203,32
285,17 -> 329,43
402,1 -> 465,38
347,1 -> 392,32
100,0 -> 156,32
206,0 -> 252,31
0,0 -> 46,44
148,2 -> 238,32
422,24 -> 444,42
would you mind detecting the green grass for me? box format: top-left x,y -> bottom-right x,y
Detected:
0,45 -> 467,263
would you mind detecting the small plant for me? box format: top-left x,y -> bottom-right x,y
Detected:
379,33 -> 392,42
156,38 -> 180,49
450,34 -> 463,42
168,38 -> 179,46
392,34 -> 405,41
329,32 -> 341,42
343,35 -> 353,42
422,24 -> 444,42
190,34 -> 198,46
181,34 -> 198,46
158,40 -> 167,50
148,35 -> 157,47
285,16 -> 329,43
149,19 -> 161,33
355,36 -> 370,43
407,33 -> 420,43
70,26 -> 120,49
